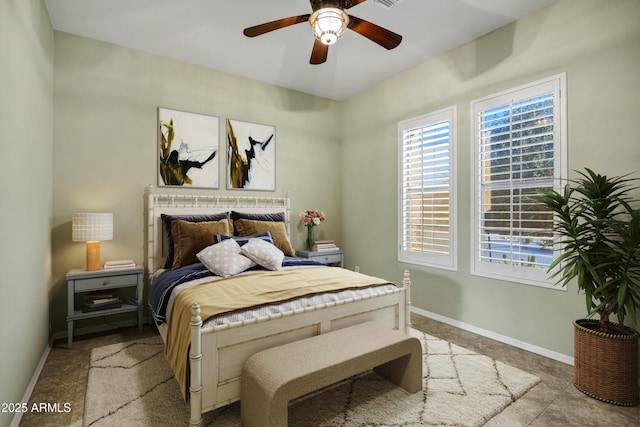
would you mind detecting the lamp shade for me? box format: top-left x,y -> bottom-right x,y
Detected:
72,213 -> 113,242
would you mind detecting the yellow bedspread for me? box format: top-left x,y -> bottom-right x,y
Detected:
165,266 -> 391,399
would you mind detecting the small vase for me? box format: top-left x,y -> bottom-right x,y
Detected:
306,226 -> 315,251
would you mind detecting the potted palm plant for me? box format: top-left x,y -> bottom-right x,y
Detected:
537,168 -> 640,406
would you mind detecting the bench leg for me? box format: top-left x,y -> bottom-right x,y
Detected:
241,398 -> 288,427
373,348 -> 423,393
241,368 -> 289,427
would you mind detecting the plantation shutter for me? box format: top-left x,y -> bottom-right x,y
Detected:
472,74 -> 566,287
399,107 -> 456,270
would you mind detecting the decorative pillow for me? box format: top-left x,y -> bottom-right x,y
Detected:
231,211 -> 285,223
196,239 -> 256,277
215,231 -> 274,246
234,219 -> 295,256
241,238 -> 285,271
161,213 -> 231,268
171,218 -> 232,268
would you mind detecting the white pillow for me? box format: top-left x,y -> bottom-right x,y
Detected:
241,238 -> 285,271
196,238 -> 256,277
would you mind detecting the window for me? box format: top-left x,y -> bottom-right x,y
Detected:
398,106 -> 457,270
471,73 -> 566,287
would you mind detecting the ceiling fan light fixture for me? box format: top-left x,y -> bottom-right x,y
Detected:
309,7 -> 349,46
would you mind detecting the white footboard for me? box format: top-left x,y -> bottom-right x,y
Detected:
188,270 -> 412,427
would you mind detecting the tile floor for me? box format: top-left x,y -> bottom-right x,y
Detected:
17,314 -> 640,426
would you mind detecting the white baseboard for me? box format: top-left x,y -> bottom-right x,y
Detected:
10,336 -> 54,427
411,306 -> 575,366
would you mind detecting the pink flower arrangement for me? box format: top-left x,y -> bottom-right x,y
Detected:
299,209 -> 325,227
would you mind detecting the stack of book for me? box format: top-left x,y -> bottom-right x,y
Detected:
83,291 -> 122,312
313,240 -> 340,252
104,259 -> 136,270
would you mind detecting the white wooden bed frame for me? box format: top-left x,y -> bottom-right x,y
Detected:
145,185 -> 412,427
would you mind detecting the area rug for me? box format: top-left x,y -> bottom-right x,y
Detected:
83,329 -> 540,426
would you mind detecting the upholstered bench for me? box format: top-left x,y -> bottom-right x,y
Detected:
240,321 -> 422,427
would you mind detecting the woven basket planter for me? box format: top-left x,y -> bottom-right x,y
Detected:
573,319 -> 639,406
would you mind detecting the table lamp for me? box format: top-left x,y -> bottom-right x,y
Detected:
72,213 -> 113,271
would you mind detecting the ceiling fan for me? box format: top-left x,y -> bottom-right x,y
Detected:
243,0 -> 402,65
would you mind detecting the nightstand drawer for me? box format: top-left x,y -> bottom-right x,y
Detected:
296,250 -> 344,267
316,253 -> 342,264
74,273 -> 138,292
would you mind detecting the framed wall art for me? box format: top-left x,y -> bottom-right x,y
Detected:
226,118 -> 276,191
158,107 -> 220,188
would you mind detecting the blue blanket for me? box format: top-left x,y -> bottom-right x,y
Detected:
148,257 -> 325,324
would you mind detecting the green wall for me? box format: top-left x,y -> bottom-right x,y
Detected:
51,32 -> 344,333
341,0 -> 640,357
0,0 -> 54,425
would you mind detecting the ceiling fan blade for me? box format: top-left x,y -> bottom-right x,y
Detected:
347,15 -> 402,50
344,0 -> 368,9
310,39 -> 329,64
243,14 -> 310,37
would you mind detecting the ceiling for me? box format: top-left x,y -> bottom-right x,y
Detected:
44,0 -> 559,101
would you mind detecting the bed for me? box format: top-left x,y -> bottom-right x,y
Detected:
145,185 -> 412,427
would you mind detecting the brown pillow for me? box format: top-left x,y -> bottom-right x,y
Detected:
171,219 -> 232,268
161,212 -> 231,268
234,219 -> 295,256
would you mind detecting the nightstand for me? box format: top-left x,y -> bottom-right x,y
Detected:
296,249 -> 344,267
66,266 -> 144,348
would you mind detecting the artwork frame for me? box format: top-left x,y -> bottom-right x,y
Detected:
158,107 -> 220,189
226,118 -> 276,191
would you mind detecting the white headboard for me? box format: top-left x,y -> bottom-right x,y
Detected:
146,185 -> 290,272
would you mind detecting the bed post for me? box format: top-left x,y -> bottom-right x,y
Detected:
403,270 -> 412,334
147,185 -> 155,273
190,303 -> 203,427
285,189 -> 291,237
